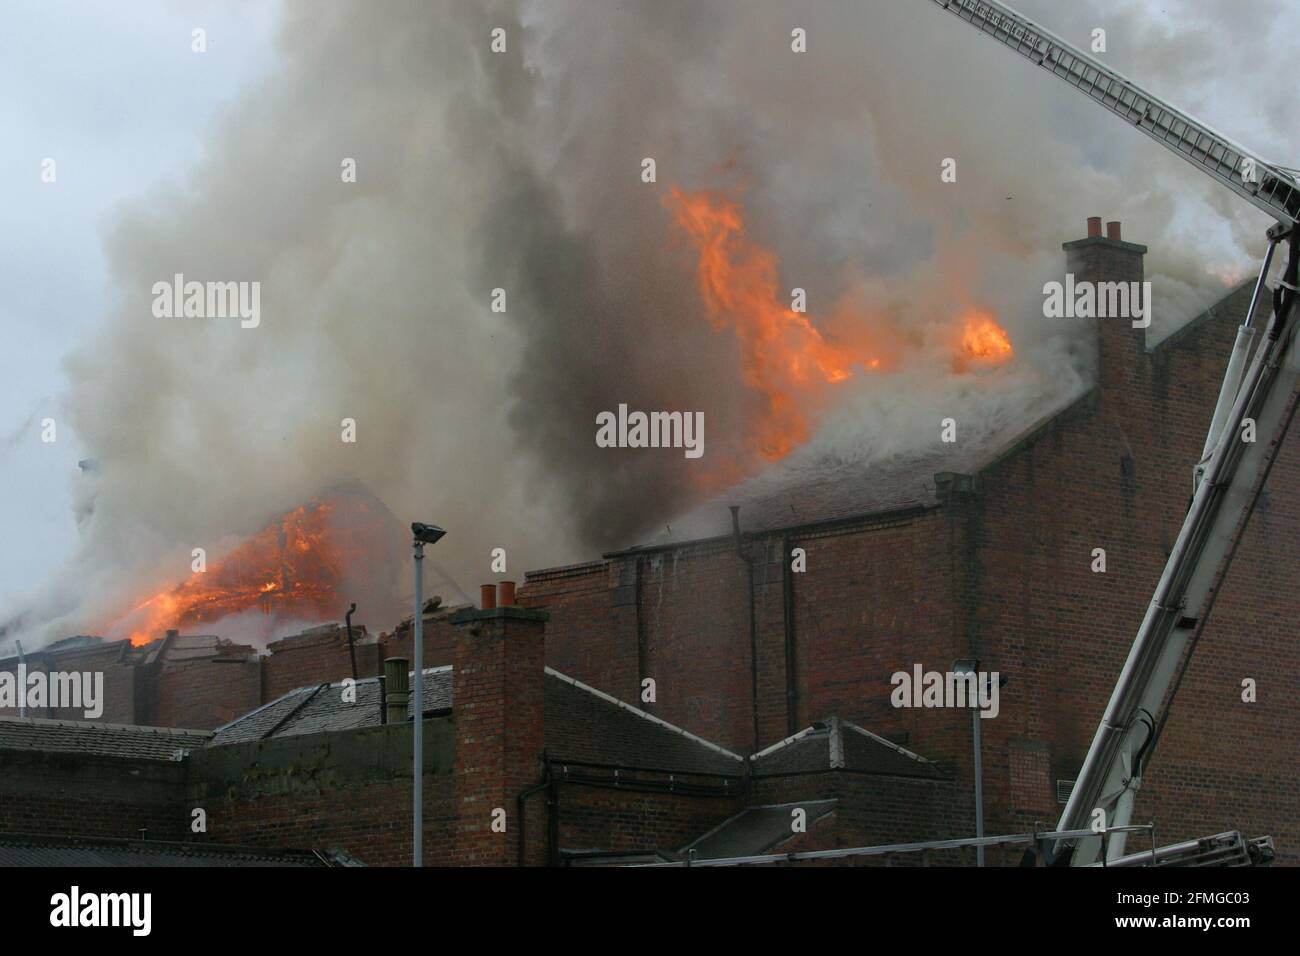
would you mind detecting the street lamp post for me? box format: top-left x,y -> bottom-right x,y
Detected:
953,658 -> 1009,867
953,658 -> 985,866
410,522 -> 446,868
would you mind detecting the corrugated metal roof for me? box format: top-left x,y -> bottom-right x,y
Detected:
0,717 -> 210,761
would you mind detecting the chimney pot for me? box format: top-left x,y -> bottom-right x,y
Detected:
383,657 -> 410,725
479,584 -> 496,610
1087,216 -> 1102,238
1106,221 -> 1121,240
497,580 -> 516,607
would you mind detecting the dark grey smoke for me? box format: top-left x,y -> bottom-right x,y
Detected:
7,0 -> 1287,649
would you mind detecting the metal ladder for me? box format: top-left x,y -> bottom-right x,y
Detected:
930,0 -> 1300,229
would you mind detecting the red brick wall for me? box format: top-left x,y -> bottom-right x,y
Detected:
554,771 -> 743,859
523,232 -> 1300,863
0,644 -> 137,723
449,607 -> 547,865
187,720 -> 459,866
262,625 -> 382,701
521,561 -> 641,705
154,659 -> 262,729
0,750 -> 187,841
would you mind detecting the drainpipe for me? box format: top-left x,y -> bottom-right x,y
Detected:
517,763 -> 552,867
780,534 -> 798,735
547,769 -> 561,867
14,641 -> 25,718
344,603 -> 358,682
730,506 -> 761,753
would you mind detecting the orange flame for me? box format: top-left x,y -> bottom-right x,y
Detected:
664,185 -> 1014,479
103,492 -> 397,646
955,309 -> 1014,371
664,185 -> 872,464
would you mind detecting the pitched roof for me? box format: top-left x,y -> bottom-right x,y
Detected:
209,664 -> 747,777
544,668 -> 745,777
0,834 -> 354,867
681,800 -> 838,860
209,667 -> 452,746
635,400 -> 1072,547
0,717 -> 210,761
750,717 -> 944,779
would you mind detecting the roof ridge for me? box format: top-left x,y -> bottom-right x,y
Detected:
1149,277 -> 1258,353
749,723 -> 826,760
544,667 -> 744,762
838,718 -> 934,764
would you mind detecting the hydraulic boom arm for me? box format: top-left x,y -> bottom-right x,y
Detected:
927,0 -> 1300,865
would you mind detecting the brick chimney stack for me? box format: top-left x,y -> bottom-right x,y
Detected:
1063,217 -> 1149,401
448,602 -> 547,865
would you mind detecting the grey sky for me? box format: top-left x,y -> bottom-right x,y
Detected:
0,1 -> 278,608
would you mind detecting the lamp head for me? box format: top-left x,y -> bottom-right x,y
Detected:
411,522 -> 446,545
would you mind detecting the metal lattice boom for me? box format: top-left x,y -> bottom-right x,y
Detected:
930,0 -> 1300,230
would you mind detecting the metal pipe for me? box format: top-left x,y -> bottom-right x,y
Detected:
634,824 -> 1156,867
344,602 -> 358,682
14,640 -> 24,718
781,534 -> 799,735
1197,244 -> 1277,474
730,506 -> 761,752
413,541 -> 424,868
1244,239 -> 1279,331
972,703 -> 984,866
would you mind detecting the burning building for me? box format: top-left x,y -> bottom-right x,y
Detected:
1,220 -> 1296,865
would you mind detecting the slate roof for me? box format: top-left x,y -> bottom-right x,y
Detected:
209,667 -> 452,746
681,800 -> 838,861
0,717 -> 210,761
635,385 -> 1084,547
544,668 -> 745,777
750,717 -> 945,779
0,834 -> 353,867
209,664 -> 747,777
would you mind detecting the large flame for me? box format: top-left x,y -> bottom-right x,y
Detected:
955,308 -> 1014,371
103,491 -> 400,646
665,185 -> 870,464
664,185 -> 1013,477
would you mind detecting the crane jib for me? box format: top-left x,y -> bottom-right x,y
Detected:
930,0 -> 1300,230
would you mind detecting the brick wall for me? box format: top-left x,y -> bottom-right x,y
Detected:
155,659 -> 262,729
448,606 -> 547,865
553,769 -> 743,860
187,720 -> 458,866
0,643 -> 137,723
262,624 -> 383,701
0,749 -> 188,841
522,225 -> 1300,863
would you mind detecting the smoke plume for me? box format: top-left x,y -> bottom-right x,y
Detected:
6,0 -> 1285,649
